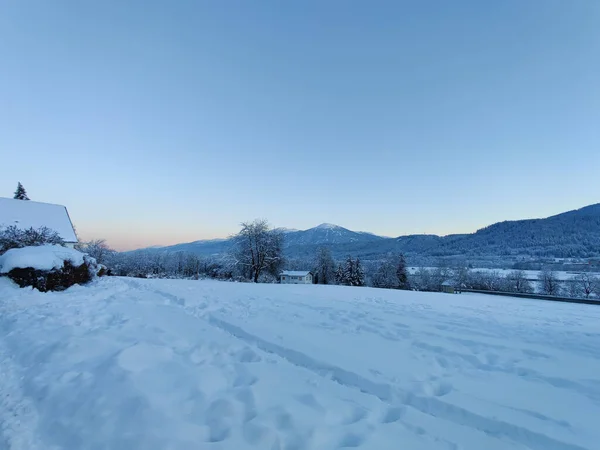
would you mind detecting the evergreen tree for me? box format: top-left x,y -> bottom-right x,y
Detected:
342,256 -> 354,286
353,258 -> 365,287
13,182 -> 30,200
332,256 -> 364,287
396,254 -> 409,289
335,263 -> 345,285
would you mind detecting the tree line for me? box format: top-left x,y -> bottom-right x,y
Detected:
410,266 -> 600,299
58,218 -> 600,300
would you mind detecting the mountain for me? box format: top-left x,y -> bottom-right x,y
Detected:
140,223 -> 386,258
135,203 -> 600,261
152,238 -> 233,257
429,203 -> 600,258
285,223 -> 385,246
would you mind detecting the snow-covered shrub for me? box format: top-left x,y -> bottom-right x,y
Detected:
0,245 -> 102,292
257,272 -> 278,283
0,225 -> 65,255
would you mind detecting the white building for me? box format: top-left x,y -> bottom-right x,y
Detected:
0,197 -> 78,248
280,270 -> 313,284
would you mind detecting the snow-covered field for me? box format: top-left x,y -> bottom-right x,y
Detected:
1,277 -> 599,450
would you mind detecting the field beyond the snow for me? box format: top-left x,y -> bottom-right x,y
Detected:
1,277 -> 599,450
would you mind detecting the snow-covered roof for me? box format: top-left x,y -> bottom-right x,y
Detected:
0,197 -> 78,243
441,280 -> 454,286
281,271 -> 312,277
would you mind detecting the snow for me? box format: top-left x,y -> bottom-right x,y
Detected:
1,278 -> 599,450
273,227 -> 300,234
0,245 -> 88,273
315,223 -> 342,230
281,270 -> 312,276
0,197 -> 78,243
408,266 -> 581,281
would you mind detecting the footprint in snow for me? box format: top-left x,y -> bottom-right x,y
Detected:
432,381 -> 453,397
341,407 -> 367,425
418,379 -> 453,397
235,347 -> 262,363
325,404 -> 368,427
235,387 -> 258,422
233,363 -> 258,387
295,393 -> 325,412
381,406 -> 406,424
338,432 -> 365,448
204,399 -> 235,442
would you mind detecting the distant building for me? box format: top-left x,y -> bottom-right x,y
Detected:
0,197 -> 78,248
280,271 -> 313,284
441,280 -> 455,294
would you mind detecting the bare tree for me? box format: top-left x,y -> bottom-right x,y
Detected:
505,270 -> 533,293
371,254 -> 409,290
572,273 -> 599,299
231,219 -> 284,283
431,265 -> 451,292
372,255 -> 400,289
452,266 -> 471,292
78,239 -> 115,266
410,266 -> 449,292
410,267 -> 431,291
471,270 -> 503,291
314,247 -> 336,285
539,268 -> 561,296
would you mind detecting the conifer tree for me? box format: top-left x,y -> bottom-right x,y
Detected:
335,263 -> 345,285
353,258 -> 365,287
396,253 -> 409,289
340,256 -> 354,286
13,182 -> 30,200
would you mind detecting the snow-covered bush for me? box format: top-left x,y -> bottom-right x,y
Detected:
0,245 -> 103,292
0,225 -> 65,255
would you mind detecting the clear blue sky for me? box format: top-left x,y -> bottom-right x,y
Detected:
1,1 -> 599,250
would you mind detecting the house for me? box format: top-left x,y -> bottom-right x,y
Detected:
0,197 -> 78,248
280,270 -> 313,284
441,280 -> 455,294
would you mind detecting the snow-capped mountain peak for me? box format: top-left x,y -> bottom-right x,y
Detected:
314,223 -> 343,230
273,227 -> 300,234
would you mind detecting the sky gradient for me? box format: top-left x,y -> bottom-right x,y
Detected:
1,1 -> 599,250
